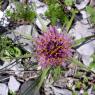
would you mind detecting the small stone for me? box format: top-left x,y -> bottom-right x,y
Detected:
69,21 -> 93,40
36,17 -> 50,30
0,83 -> 8,95
8,76 -> 20,92
82,55 -> 93,66
90,0 -> 95,7
77,43 -> 94,56
80,89 -> 84,94
51,87 -> 72,95
6,25 -> 35,53
88,87 -> 92,95
20,80 -> 40,95
36,5 -> 48,15
1,0 -> 9,11
0,59 -> 4,66
77,43 -> 94,66
75,0 -> 90,10
0,10 -> 4,19
68,78 -> 73,87
81,10 -> 89,19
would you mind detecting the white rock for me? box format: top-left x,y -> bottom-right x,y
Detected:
36,17 -> 50,30
69,19 -> 95,65
81,10 -> 89,19
30,0 -> 45,7
36,5 -> 48,14
88,87 -> 92,95
75,0 -> 90,10
0,60 -> 24,77
5,3 -> 15,13
31,0 -> 48,15
77,43 -> 94,56
68,78 -> 73,87
90,40 -> 95,49
77,43 -> 94,66
90,0 -> 95,7
9,62 -> 24,77
0,10 -> 3,19
69,21 -> 93,40
82,55 -> 93,66
0,83 -> 8,95
51,87 -> 72,95
6,25 -> 34,53
80,89 -> 84,94
0,6 -> 11,26
8,76 -> 20,92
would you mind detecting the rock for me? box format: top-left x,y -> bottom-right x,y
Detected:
31,0 -> 48,15
29,0 -> 50,30
0,74 -> 9,83
77,43 -> 94,56
90,40 -> 95,49
69,21 -> 93,40
0,83 -> 8,95
0,60 -> 24,77
1,0 -> 9,11
0,11 -> 9,26
80,10 -> 89,19
5,2 -> 16,13
9,61 -> 24,77
0,59 -> 4,66
6,25 -> 38,53
51,87 -> 72,95
8,76 -> 20,92
36,5 -> 48,15
77,42 -> 94,66
44,76 -> 72,95
82,55 -> 93,66
30,0 -> 46,8
88,87 -> 93,95
0,2 -> 15,26
0,10 -> 4,19
75,0 -> 90,10
36,17 -> 50,30
90,0 -> 95,7
69,20 -> 95,66
19,80 -> 40,95
0,26 -> 8,34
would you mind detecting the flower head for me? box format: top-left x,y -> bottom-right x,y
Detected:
36,26 -> 72,67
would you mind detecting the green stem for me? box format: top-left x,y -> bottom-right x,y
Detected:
72,35 -> 95,48
66,9 -> 77,32
37,66 -> 50,90
1,53 -> 34,60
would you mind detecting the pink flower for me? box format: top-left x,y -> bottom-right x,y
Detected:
36,26 -> 73,67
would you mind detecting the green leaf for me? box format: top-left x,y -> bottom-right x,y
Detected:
83,92 -> 88,95
72,92 -> 78,95
45,3 -> 69,25
12,47 -> 21,57
86,5 -> 95,24
52,66 -> 61,81
72,35 -> 95,48
9,91 -> 16,95
70,58 -> 84,67
6,1 -> 36,23
64,0 -> 73,6
72,38 -> 85,48
22,66 -> 50,95
66,9 -> 78,32
89,54 -> 95,69
37,66 -> 50,90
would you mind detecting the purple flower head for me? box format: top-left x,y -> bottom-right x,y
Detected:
36,26 -> 73,67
